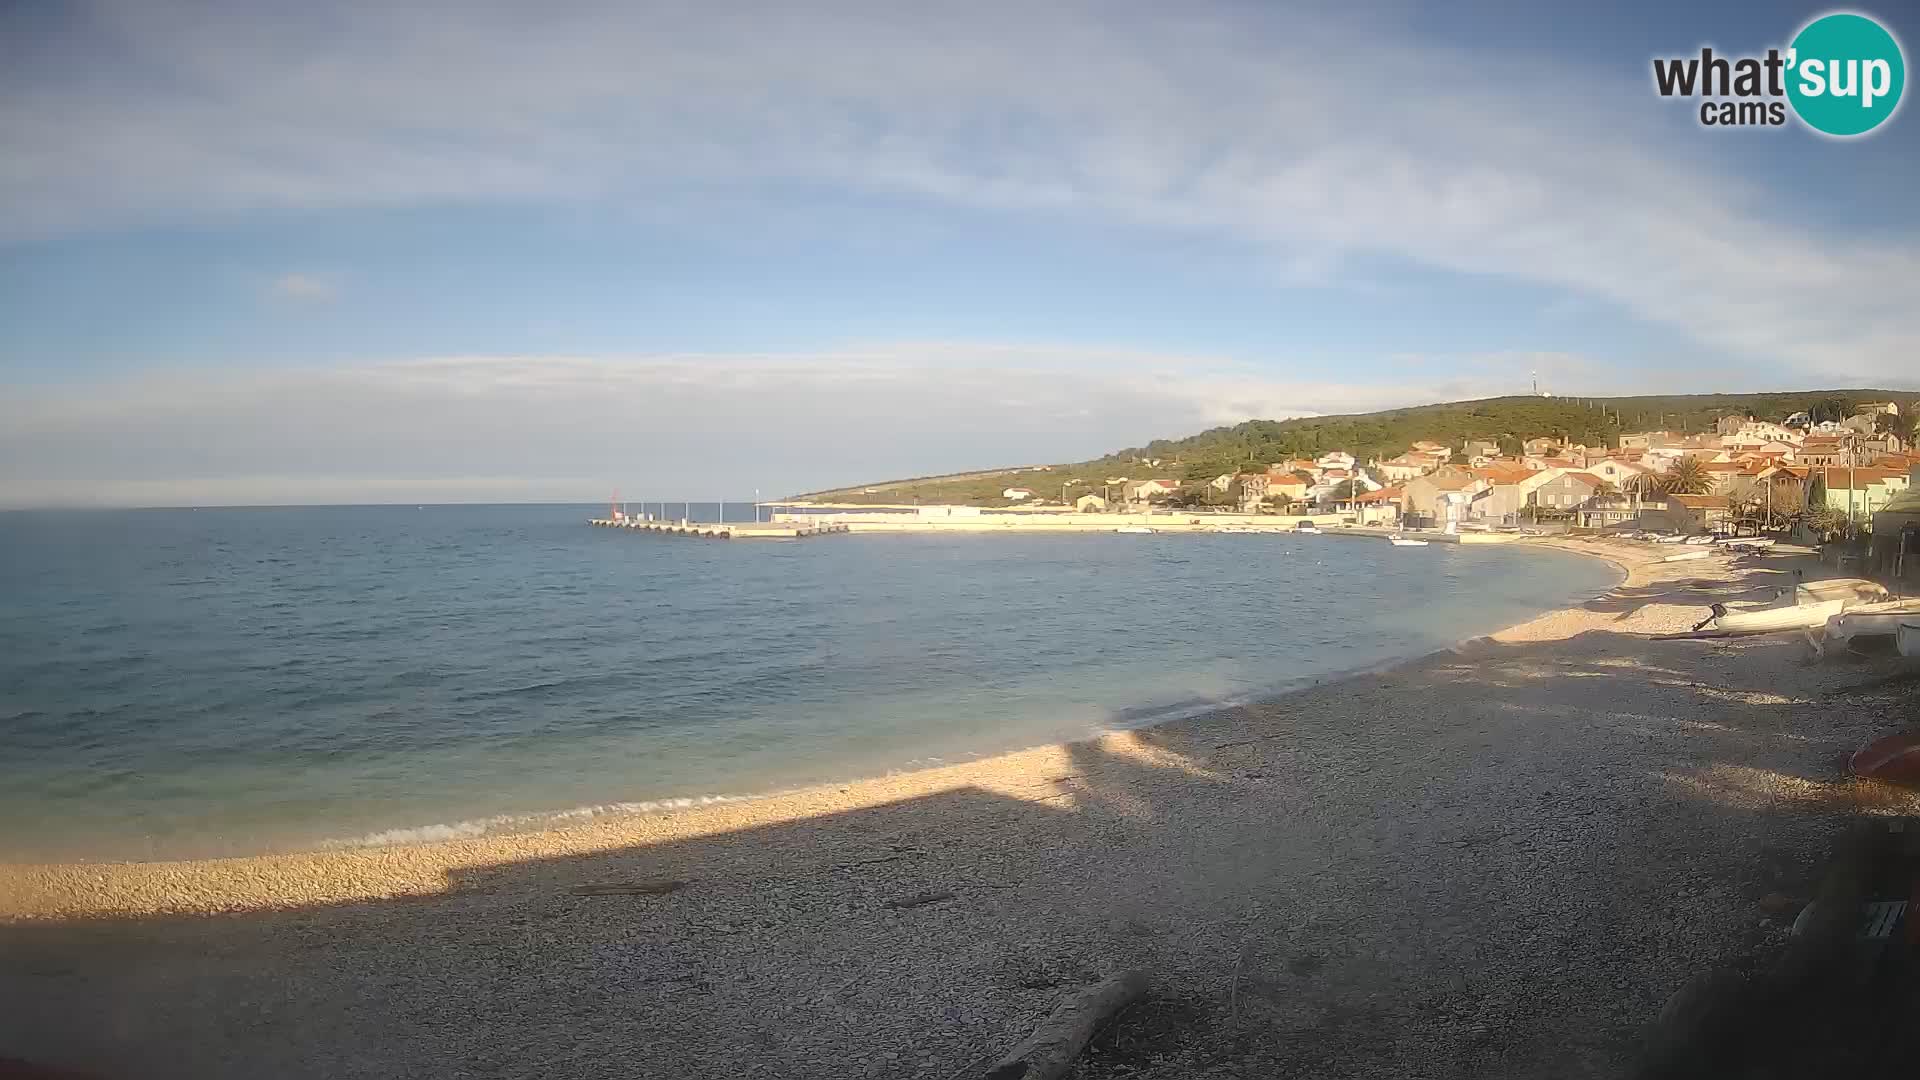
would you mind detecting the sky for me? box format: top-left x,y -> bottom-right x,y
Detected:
2,0 -> 1917,506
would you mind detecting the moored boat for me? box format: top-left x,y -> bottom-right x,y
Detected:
1114,525 -> 1155,534
1387,535 -> 1428,547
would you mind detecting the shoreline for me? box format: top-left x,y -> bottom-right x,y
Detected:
1,537 -> 1636,921
9,536 -> 1913,1078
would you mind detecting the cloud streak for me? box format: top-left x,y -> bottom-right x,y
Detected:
0,348 -> 1606,507
3,1 -> 1916,381
269,272 -> 335,301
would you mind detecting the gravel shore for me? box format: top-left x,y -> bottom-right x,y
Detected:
4,538 -> 1916,1078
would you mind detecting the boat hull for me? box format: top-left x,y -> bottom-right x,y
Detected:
1820,601 -> 1920,654
1715,598 -> 1846,633
1850,732 -> 1920,787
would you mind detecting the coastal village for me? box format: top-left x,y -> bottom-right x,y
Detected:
979,402 -> 1918,539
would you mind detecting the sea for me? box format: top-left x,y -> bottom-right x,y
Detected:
0,505 -> 1620,862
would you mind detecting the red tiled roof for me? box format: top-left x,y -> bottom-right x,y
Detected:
1473,464 -> 1535,485
1668,494 -> 1730,509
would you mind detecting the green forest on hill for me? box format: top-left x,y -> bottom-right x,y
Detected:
798,389 -> 1920,505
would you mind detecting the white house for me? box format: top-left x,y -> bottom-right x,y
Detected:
1002,487 -> 1035,500
1588,458 -> 1654,488
1209,473 -> 1236,493
1130,479 -> 1181,500
1375,454 -> 1435,482
1315,451 -> 1356,471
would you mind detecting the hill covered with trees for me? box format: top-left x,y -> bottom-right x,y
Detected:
797,389 -> 1920,505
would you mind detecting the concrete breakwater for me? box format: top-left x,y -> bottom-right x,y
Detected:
588,518 -> 851,539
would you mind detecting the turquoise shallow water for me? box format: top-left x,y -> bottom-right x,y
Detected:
0,506 -> 1618,861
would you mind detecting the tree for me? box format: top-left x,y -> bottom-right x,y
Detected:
1657,456 -> 1712,496
1622,471 -> 1661,503
1725,477 -> 1766,531
1810,396 -> 1856,425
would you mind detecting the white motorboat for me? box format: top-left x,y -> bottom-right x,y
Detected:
1898,623 -> 1920,659
1295,525 -> 1322,535
1795,578 -> 1889,605
1820,600 -> 1920,654
1387,535 -> 1428,547
1713,597 -> 1848,634
1114,525 -> 1155,534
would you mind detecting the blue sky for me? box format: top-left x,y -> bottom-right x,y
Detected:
2,0 -> 1916,505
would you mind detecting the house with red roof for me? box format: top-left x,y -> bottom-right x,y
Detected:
1128,478 -> 1181,501
1467,463 -> 1564,523
1810,466 -> 1910,522
1347,484 -> 1404,524
1646,493 -> 1734,534
1401,470 -> 1489,525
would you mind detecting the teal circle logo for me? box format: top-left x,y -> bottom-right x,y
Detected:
1786,12 -> 1905,136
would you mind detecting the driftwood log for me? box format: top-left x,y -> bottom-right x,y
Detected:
569,880 -> 687,896
984,969 -> 1151,1080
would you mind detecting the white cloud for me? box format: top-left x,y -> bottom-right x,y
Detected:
2,2 -> 1915,382
0,348 -> 1596,507
269,272 -> 336,301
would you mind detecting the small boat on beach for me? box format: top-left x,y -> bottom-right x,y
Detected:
1114,525 -> 1155,534
1661,549 -> 1712,562
1387,535 -> 1428,547
1712,597 -> 1848,634
1850,731 -> 1920,787
1819,600 -> 1920,656
1796,578 -> 1889,605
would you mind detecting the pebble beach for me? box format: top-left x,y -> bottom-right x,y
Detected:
3,537 -> 1916,1078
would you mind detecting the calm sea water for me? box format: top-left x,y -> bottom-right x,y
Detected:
0,506 -> 1618,861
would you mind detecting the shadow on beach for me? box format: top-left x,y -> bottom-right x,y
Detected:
5,577 -> 1919,1079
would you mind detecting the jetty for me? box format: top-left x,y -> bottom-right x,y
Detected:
588,507 -> 1546,542
589,517 -> 850,540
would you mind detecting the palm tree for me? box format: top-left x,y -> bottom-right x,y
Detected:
1657,456 -> 1712,496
